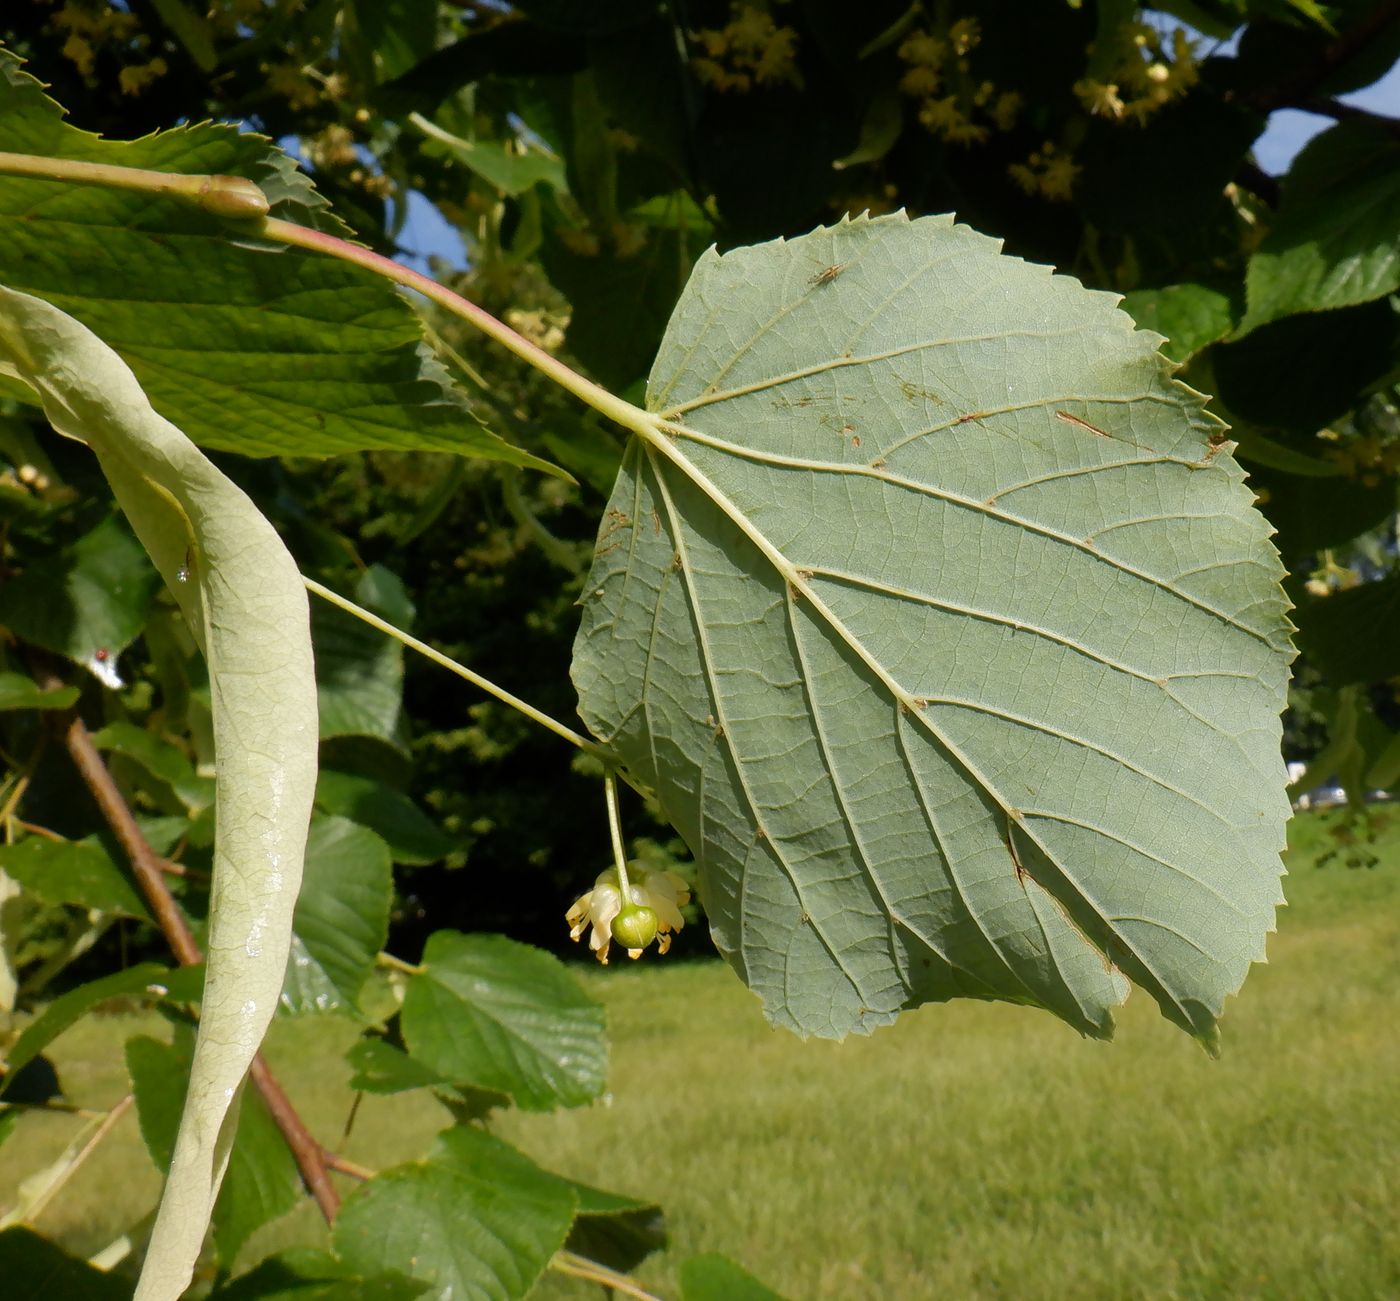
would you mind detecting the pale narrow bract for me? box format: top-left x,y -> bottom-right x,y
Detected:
573,213 -> 1294,1048
0,287 -> 317,1300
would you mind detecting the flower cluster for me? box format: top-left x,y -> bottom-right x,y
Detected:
1320,428 -> 1400,487
1007,141 -> 1082,202
566,864 -> 691,965
690,3 -> 802,94
48,0 -> 165,95
1073,23 -> 1199,126
897,19 -> 1020,147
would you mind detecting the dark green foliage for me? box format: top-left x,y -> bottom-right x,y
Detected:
1,0 -> 1398,1295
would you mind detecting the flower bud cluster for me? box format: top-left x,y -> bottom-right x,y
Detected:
1073,23 -> 1198,127
897,19 -> 1022,148
690,3 -> 802,94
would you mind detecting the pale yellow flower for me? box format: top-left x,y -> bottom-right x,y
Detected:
1039,153 -> 1081,201
1074,78 -> 1126,120
898,65 -> 942,99
918,95 -> 964,136
991,91 -> 1023,131
898,31 -> 947,68
567,873 -> 624,964
949,17 -> 981,55
567,865 -> 691,964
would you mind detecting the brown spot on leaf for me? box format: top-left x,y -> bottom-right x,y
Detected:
1055,410 -> 1114,439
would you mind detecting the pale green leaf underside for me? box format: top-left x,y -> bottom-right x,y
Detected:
0,287 -> 317,1300
573,213 -> 1293,1046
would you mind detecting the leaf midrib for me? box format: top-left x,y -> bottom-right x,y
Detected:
636,422 -> 1200,1029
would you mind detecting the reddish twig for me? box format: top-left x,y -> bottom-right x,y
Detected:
40,668 -> 341,1222
319,1148 -> 377,1181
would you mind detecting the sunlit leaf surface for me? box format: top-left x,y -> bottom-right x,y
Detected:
574,213 -> 1293,1046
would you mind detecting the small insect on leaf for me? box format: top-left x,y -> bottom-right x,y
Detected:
809,263 -> 844,287
177,546 -> 192,584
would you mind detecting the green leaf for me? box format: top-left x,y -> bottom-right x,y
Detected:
680,1253 -> 789,1301
1295,577 -> 1400,686
0,1227 -> 130,1301
212,1250 -> 429,1301
0,513 -> 158,682
1078,94 -> 1262,236
1217,296 -> 1400,441
281,816 -> 392,1015
564,1180 -> 665,1275
2,962 -> 173,1085
127,1033 -> 303,1267
401,931 -> 606,1110
315,770 -> 454,865
541,207 -> 699,389
0,835 -> 149,919
0,288 -> 318,1301
345,1036 -> 450,1095
573,213 -> 1293,1047
89,720 -> 216,812
412,112 -> 568,197
1239,123 -> 1400,336
148,0 -> 219,72
1250,464 -> 1397,558
313,567 -> 410,747
0,51 -> 555,473
0,671 -> 78,710
349,0 -> 439,82
333,1125 -> 577,1301
1119,283 -> 1235,365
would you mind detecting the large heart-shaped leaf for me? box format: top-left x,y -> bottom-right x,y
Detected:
572,213 -> 1293,1048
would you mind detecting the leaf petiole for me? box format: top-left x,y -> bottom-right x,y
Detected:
603,768 -> 633,900
302,576 -> 614,763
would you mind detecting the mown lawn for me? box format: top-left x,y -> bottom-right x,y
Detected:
5,809 -> 1399,1300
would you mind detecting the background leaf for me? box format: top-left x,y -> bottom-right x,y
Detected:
314,770 -> 455,866
0,50 -> 552,471
0,513 -> 158,680
0,671 -> 78,711
573,213 -> 1293,1046
1,963 -> 173,1086
313,567 -> 412,748
332,1125 -> 577,1301
281,815 -> 393,1015
400,931 -> 606,1110
563,1181 -> 665,1275
1239,122 -> 1400,336
1120,283 -> 1235,365
1294,577 -> 1400,686
211,1250 -> 428,1301
0,1227 -> 130,1301
680,1253 -> 789,1301
0,835 -> 150,919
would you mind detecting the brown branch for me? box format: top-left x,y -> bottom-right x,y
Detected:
1244,0 -> 1400,112
1287,96 -> 1400,140
38,666 -> 341,1223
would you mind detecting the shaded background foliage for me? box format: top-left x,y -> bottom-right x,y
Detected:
1,0 -> 1398,937
0,2 -> 1395,1296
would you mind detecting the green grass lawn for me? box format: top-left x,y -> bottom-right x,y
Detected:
5,809 -> 1400,1300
